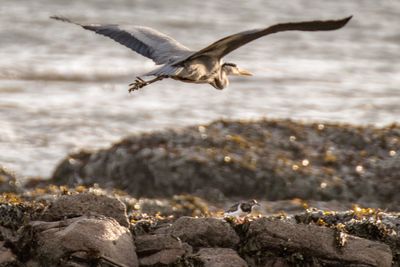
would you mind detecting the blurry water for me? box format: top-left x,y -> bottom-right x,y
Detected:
0,0 -> 399,178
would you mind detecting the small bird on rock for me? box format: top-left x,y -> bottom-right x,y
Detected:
224,199 -> 260,218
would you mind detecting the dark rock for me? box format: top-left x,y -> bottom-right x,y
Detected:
50,119 -> 400,209
136,234 -> 189,266
135,234 -> 187,255
162,217 -> 240,248
0,241 -> 19,267
262,257 -> 290,267
188,248 -> 247,267
139,249 -> 186,266
41,192 -> 129,227
28,215 -> 138,267
0,167 -> 17,193
242,218 -> 393,267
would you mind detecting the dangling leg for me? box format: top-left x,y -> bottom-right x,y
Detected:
128,76 -> 166,92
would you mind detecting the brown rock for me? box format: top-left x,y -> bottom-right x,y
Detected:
165,217 -> 240,248
139,249 -> 186,266
136,234 -> 188,266
0,241 -> 18,266
188,248 -> 248,267
31,215 -> 138,267
42,193 -> 129,227
243,218 -> 393,267
136,234 -> 186,254
262,257 -> 290,267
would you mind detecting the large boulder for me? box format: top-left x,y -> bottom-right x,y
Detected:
51,119 -> 400,209
158,217 -> 240,248
28,216 -> 138,267
41,192 -> 129,227
242,218 -> 393,267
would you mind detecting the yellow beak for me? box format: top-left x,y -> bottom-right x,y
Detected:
238,68 -> 253,76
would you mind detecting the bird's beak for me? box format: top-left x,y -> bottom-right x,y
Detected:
237,68 -> 253,76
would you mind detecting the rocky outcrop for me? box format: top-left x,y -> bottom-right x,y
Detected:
0,190 -> 399,266
50,119 -> 400,209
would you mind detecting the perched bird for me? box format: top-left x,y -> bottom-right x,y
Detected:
224,199 -> 260,218
51,16 -> 352,92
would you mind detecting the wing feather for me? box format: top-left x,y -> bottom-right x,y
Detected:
181,16 -> 352,62
51,16 -> 194,65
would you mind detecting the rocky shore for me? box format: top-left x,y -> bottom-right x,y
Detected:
0,188 -> 398,266
1,118 -> 400,266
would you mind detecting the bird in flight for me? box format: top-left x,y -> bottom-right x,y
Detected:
51,16 -> 352,92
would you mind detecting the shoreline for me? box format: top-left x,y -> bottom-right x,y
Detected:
1,117 -> 399,266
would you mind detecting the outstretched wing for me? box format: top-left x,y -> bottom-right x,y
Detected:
181,16 -> 352,62
51,16 -> 194,65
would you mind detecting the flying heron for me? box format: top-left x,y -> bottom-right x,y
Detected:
51,16 -> 352,92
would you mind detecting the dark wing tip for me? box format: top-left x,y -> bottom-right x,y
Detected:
341,15 -> 353,26
331,15 -> 352,29
50,16 -> 72,23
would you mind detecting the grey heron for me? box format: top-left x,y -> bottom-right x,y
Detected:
51,16 -> 352,92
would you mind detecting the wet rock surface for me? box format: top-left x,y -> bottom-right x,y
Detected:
51,119 -> 400,209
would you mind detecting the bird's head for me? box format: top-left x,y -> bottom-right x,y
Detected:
222,63 -> 253,77
249,199 -> 260,207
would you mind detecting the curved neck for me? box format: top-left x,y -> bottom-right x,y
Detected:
212,68 -> 229,89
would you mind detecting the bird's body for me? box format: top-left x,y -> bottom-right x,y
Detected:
224,199 -> 260,218
51,15 -> 352,92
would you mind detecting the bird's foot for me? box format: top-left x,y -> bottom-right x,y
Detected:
128,77 -> 148,92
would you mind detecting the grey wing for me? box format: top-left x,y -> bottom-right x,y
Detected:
181,16 -> 352,63
51,16 -> 194,65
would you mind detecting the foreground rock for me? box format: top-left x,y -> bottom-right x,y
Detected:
188,248 -> 248,267
136,234 -> 189,266
0,189 -> 399,266
160,216 -> 240,248
27,216 -> 138,267
42,192 -> 129,227
51,119 -> 400,209
242,218 -> 392,267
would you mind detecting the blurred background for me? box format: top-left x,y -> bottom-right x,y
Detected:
0,0 -> 399,178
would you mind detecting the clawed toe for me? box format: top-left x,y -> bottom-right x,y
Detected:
128,77 -> 148,92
